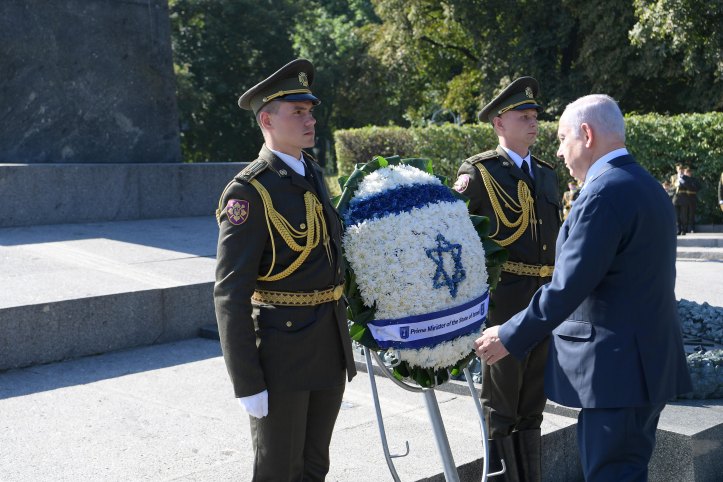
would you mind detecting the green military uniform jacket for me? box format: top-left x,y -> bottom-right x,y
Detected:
214,145 -> 356,398
456,146 -> 562,325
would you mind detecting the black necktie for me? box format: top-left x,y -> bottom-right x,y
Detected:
521,160 -> 532,179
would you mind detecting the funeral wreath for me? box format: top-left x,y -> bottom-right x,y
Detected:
334,155 -> 507,387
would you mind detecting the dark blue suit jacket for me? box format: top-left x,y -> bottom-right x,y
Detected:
499,154 -> 692,408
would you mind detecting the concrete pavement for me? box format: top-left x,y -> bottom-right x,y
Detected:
0,217 -> 721,481
0,338 -> 582,481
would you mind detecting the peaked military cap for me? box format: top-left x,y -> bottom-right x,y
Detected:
238,58 -> 320,114
478,76 -> 542,123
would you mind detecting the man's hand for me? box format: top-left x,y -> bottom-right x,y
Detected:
238,390 -> 269,419
474,325 -> 510,365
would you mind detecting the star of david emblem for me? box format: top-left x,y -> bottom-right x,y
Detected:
425,233 -> 466,298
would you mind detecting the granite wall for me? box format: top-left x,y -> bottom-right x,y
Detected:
0,0 -> 180,163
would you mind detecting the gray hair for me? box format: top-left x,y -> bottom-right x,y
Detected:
561,94 -> 625,142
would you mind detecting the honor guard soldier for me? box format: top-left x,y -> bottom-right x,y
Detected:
453,77 -> 562,482
673,164 -> 701,235
213,58 -> 356,481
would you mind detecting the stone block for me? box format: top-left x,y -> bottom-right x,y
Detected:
0,284 -> 215,370
0,162 -> 246,227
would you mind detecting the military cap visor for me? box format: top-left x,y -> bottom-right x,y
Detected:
238,58 -> 320,114
478,76 -> 542,123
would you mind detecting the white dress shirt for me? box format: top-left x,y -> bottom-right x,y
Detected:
501,146 -> 534,180
269,148 -> 306,176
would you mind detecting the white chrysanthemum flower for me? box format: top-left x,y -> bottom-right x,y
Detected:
353,164 -> 440,200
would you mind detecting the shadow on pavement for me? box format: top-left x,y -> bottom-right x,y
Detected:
0,338 -> 222,400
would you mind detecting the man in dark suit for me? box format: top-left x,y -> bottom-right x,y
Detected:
453,77 -> 562,481
475,94 -> 692,481
214,58 -> 356,481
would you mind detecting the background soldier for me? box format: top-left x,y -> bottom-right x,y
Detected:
213,58 -> 356,481
673,164 -> 701,234
453,77 -> 562,482
562,180 -> 581,220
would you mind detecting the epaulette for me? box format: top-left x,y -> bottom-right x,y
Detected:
466,150 -> 499,165
235,159 -> 268,183
532,155 -> 555,170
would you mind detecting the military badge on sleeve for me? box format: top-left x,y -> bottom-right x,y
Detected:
226,199 -> 249,225
453,174 -> 470,193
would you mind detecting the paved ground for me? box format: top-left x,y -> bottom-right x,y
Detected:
0,218 -> 720,481
0,338 -> 582,481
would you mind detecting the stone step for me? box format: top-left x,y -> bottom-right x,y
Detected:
1,217 -> 720,369
0,216 -> 218,370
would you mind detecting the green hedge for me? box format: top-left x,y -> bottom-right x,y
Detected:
334,113 -> 723,224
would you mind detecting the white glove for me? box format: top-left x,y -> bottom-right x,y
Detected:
238,390 -> 268,419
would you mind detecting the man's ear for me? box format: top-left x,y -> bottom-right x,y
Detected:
492,116 -> 503,133
581,123 -> 593,148
259,111 -> 273,130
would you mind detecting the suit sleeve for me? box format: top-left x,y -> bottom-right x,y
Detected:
498,191 -> 623,359
213,182 -> 268,397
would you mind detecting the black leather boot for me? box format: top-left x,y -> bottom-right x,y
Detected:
513,429 -> 542,482
488,436 -> 520,481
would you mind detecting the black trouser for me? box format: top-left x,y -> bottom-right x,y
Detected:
250,383 -> 345,482
481,336 -> 549,437
676,198 -> 696,232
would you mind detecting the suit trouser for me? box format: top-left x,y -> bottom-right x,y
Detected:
481,336 -> 549,438
249,383 -> 345,482
577,402 -> 665,482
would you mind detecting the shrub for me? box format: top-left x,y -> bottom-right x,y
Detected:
334,113 -> 723,223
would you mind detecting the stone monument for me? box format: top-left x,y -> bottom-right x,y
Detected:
0,0 -> 180,164
0,0 -> 243,227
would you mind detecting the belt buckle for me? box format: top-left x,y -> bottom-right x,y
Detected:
333,284 -> 344,300
539,265 -> 552,277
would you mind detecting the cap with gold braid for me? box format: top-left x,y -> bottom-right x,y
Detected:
478,76 -> 542,123
238,58 -> 320,114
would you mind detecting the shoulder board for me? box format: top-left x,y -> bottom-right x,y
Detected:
466,150 -> 499,165
532,155 -> 555,170
235,159 -> 268,183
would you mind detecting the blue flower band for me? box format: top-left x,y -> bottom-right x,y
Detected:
344,183 -> 458,225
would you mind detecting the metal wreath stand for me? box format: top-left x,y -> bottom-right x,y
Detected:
364,349 -> 506,482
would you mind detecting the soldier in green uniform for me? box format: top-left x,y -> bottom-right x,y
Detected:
453,77 -> 562,482
213,58 -> 356,481
673,165 -> 701,234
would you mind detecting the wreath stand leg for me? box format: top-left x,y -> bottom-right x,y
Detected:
364,348 -> 409,482
365,350 -> 506,481
463,367 -> 507,480
422,388 -> 461,481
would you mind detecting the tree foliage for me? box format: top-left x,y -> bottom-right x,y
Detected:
169,0 -> 722,164
630,0 -> 723,112
170,0 -> 299,162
